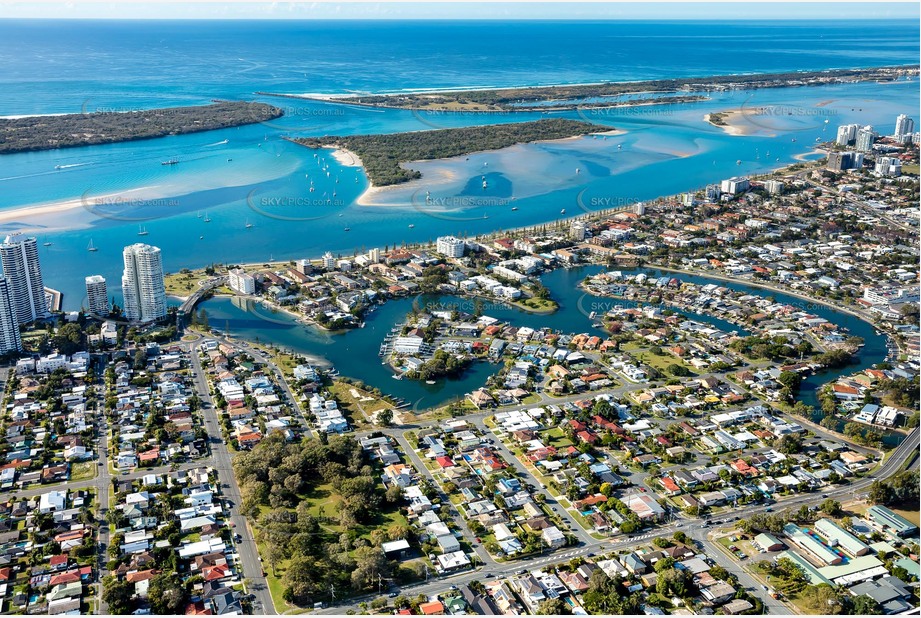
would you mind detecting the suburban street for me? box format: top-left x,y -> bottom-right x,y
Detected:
187,337 -> 278,615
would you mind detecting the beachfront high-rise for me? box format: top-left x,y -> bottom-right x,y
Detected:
121,243 -> 166,323
855,125 -> 876,152
85,275 -> 109,315
894,114 -> 914,138
0,233 -> 49,325
0,277 -> 22,354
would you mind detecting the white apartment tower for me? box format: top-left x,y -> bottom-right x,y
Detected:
85,275 -> 109,315
855,126 -> 875,152
121,243 -> 166,322
835,123 -> 858,146
0,234 -> 49,325
0,277 -> 22,353
228,269 -> 256,295
894,114 -> 914,138
436,236 -> 466,258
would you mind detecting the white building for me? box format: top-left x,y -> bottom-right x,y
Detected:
0,277 -> 22,353
85,275 -> 109,315
894,114 -> 914,138
121,244 -> 166,323
321,251 -> 336,270
874,157 -> 902,178
0,234 -> 49,324
368,247 -> 381,263
228,269 -> 255,295
570,220 -> 587,241
835,123 -> 858,146
436,236 -> 466,258
855,126 -> 875,152
720,177 -> 750,195
764,179 -> 784,195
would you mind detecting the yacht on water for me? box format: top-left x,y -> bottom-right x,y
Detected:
87,240 -> 98,252
137,225 -> 148,236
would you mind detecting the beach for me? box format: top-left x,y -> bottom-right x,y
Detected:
353,129 -> 625,207
704,110 -> 766,137
0,186 -> 164,233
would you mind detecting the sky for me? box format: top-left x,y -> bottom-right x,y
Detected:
1,1 -> 919,21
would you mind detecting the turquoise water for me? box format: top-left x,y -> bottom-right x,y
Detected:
0,20 -> 917,308
198,266 -> 888,419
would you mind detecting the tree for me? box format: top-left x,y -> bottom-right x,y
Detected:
778,370 -> 802,394
851,595 -> 881,615
536,598 -> 571,615
820,498 -> 842,517
103,576 -> 134,614
350,545 -> 389,591
53,322 -> 85,355
198,308 -> 210,330
378,409 -> 394,426
148,572 -> 188,615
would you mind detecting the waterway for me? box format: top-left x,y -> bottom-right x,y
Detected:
199,265 -> 893,441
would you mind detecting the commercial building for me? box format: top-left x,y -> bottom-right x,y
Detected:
121,243 -> 167,323
783,523 -> 842,565
436,236 -> 466,258
866,505 -> 919,537
0,277 -> 22,353
0,233 -> 49,324
85,275 -> 109,315
228,269 -> 255,295
814,518 -> 870,557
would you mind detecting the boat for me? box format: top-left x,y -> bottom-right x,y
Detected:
560,208 -> 566,215
736,160 -> 741,165
137,225 -> 148,236
161,159 -> 179,166
199,235 -> 204,239
245,220 -> 253,229
575,167 -> 580,174
408,224 -> 415,229
425,380 -> 436,385
482,180 -> 488,188
589,311 -> 597,319
511,207 -> 518,211
197,212 -> 203,218
87,240 -> 98,252
43,242 -> 52,247
344,227 -> 351,232
203,214 -> 212,223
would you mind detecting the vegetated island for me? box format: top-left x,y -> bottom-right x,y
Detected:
266,65 -> 918,112
0,101 -> 284,154
291,118 -> 609,186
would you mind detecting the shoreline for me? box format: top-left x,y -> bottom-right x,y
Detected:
704,110 -> 764,136
253,64 -> 918,109
342,129 -> 626,207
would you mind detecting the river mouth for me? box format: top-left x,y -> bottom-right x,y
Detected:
198,265 -> 897,444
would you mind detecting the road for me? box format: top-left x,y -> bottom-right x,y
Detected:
188,337 -> 277,615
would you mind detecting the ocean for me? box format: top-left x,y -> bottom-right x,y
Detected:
0,19 -> 918,308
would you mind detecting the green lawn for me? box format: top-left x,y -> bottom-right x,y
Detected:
622,342 -> 701,375
542,427 -> 573,449
70,461 -> 97,482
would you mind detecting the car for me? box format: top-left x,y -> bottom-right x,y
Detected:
449,585 -> 458,590
821,493 -> 828,498
765,507 -> 773,512
388,592 -> 399,598
517,569 -> 527,575
485,573 -> 494,578
587,552 -> 595,557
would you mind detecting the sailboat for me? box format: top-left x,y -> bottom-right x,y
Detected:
245,219 -> 254,229
87,240 -> 98,252
203,213 -> 212,223
137,225 -> 148,236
